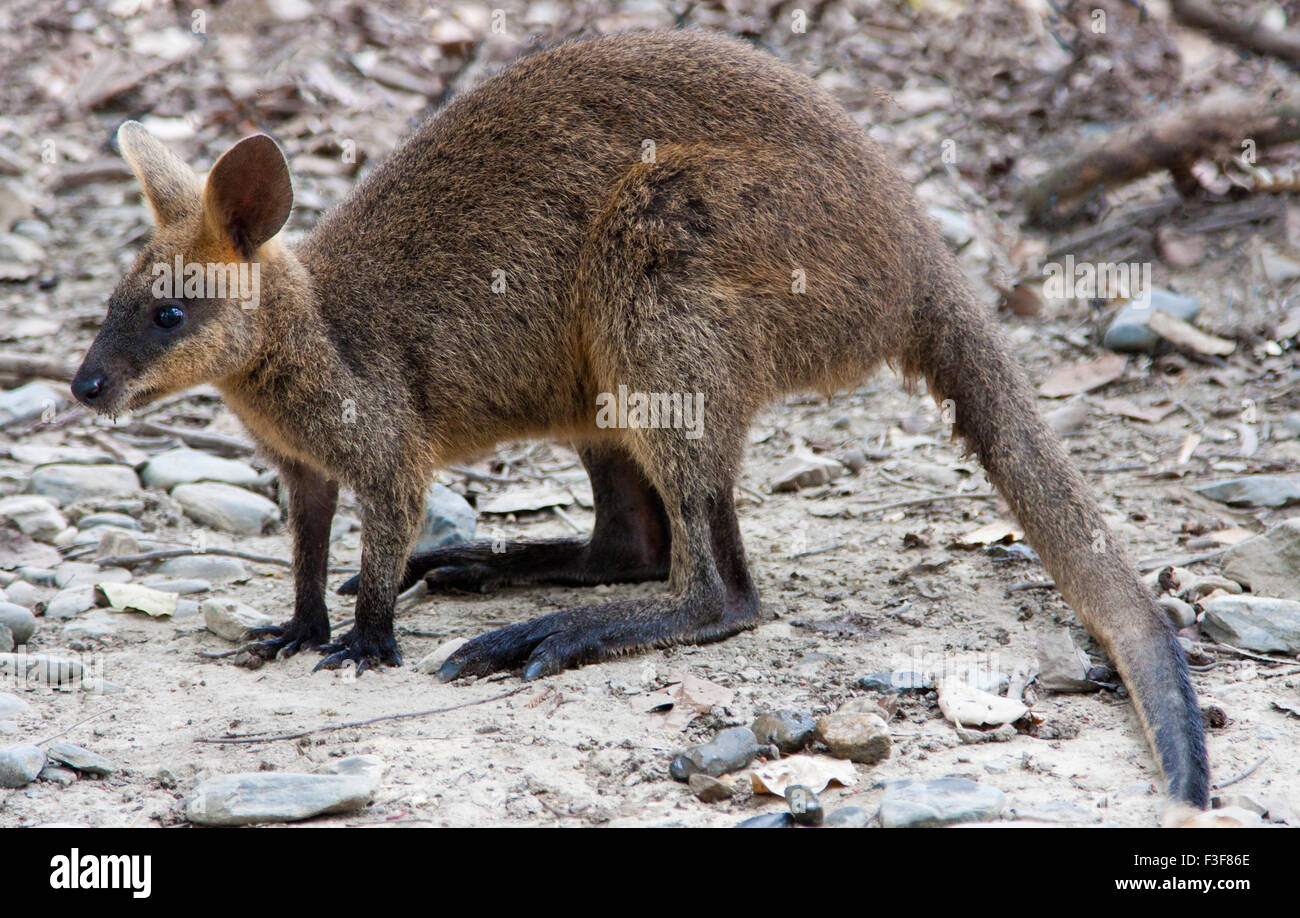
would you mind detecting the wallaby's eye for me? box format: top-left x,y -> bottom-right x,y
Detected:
154,303 -> 186,330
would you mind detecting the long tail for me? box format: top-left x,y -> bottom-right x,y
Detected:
902,262 -> 1209,813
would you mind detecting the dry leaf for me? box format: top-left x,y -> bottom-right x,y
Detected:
1102,397 -> 1175,424
750,754 -> 857,796
937,676 -> 1028,726
955,520 -> 1023,547
1038,354 -> 1127,398
1148,310 -> 1235,356
643,673 -> 734,730
95,582 -> 177,617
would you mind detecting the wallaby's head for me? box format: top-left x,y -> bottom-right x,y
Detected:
72,122 -> 295,415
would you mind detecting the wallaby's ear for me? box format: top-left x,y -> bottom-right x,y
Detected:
116,121 -> 202,226
202,134 -> 293,258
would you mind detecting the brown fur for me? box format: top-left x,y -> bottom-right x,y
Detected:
72,30 -> 1207,815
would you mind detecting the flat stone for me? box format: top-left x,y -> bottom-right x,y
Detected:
0,382 -> 63,424
55,561 -> 128,589
156,555 -> 248,582
670,727 -> 759,780
0,495 -> 67,542
202,598 -> 275,642
1201,595 -> 1300,654
857,671 -> 932,692
0,603 -> 36,643
0,743 -> 46,788
688,773 -> 734,803
1103,288 -> 1200,353
43,586 -> 97,620
40,765 -> 77,787
825,805 -> 871,828
750,710 -> 817,754
8,444 -> 114,466
172,483 -> 279,535
0,692 -> 31,718
28,464 -> 140,505
185,772 -> 378,826
3,580 -> 39,607
770,449 -> 845,492
138,578 -> 211,594
415,483 -> 477,553
879,777 -> 1006,828
734,811 -> 795,828
47,742 -> 116,776
1222,519 -> 1300,600
77,512 -> 142,531
140,448 -> 259,490
815,713 -> 892,764
1195,476 -> 1300,509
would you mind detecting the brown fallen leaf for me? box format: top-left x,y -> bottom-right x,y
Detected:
1102,397 -> 1176,423
643,673 -> 734,730
1148,310 -> 1235,356
1038,353 -> 1127,398
750,755 -> 857,796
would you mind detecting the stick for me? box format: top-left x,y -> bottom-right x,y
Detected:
0,352 -> 77,381
1171,0 -> 1300,65
1205,641 -> 1299,666
855,491 -> 997,515
1211,755 -> 1268,791
34,707 -> 115,746
94,547 -> 293,568
125,421 -> 256,458
194,685 -> 530,744
1136,548 -> 1228,571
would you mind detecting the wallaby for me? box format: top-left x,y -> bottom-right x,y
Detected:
71,30 -> 1207,819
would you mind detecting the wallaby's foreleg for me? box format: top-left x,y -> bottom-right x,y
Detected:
334,443 -> 671,595
315,479 -> 424,673
436,479 -> 757,681
246,461 -> 338,658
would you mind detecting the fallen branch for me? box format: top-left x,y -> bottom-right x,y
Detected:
1172,0 -> 1300,66
1211,754 -> 1268,791
1020,91 -> 1300,224
94,547 -> 293,568
855,491 -> 997,516
1136,547 -> 1228,571
195,685 -> 530,744
125,421 -> 255,458
0,352 -> 77,381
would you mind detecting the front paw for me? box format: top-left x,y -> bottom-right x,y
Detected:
314,628 -> 402,675
245,619 -> 329,660
437,611 -> 596,682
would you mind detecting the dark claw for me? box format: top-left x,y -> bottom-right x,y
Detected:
243,621 -> 328,660
312,629 -> 402,674
336,574 -> 360,595
435,659 -> 463,682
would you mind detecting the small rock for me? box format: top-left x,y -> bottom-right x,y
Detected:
47,742 -> 116,776
416,483 -> 477,553
416,638 -> 468,674
1195,477 -> 1300,509
1159,596 -> 1197,630
750,710 -> 817,754
202,599 -> 276,642
95,530 -> 140,559
1036,630 -> 1099,693
185,772 -> 379,826
879,777 -> 1006,828
825,805 -> 871,828
734,811 -> 795,828
0,382 -> 62,424
688,773 -> 734,803
56,561 -> 128,589
140,448 -> 260,490
770,449 -> 845,492
1102,288 -> 1199,354
28,464 -> 140,505
0,603 -> 36,643
815,713 -> 892,764
62,616 -> 116,642
0,693 -> 30,718
3,580 -> 39,607
8,444 -> 113,466
1222,518 -> 1300,601
0,743 -> 46,788
0,495 -> 67,542
39,765 -> 77,787
1201,595 -> 1300,654
44,586 -> 98,620
77,511 -> 142,530
315,755 -> 387,780
173,483 -> 280,535
138,578 -> 211,594
857,671 -> 931,692
786,784 -> 824,826
669,726 -> 760,780
156,555 -> 248,582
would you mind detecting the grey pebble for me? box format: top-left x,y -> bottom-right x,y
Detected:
1201,596 -> 1300,654
878,777 -> 1006,828
0,743 -> 47,788
28,463 -> 141,505
688,773 -> 734,803
750,710 -> 816,754
670,726 -> 759,781
734,811 -> 795,828
0,603 -> 36,644
48,742 -> 116,776
185,772 -> 379,826
825,805 -> 871,828
786,784 -> 824,826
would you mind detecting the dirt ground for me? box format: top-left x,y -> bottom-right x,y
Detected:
0,0 -> 1297,827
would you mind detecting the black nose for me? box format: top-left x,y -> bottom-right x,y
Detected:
72,373 -> 106,404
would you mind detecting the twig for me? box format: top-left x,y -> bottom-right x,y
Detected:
125,421 -> 255,458
1172,0 -> 1300,65
0,352 -> 76,381
855,491 -> 997,516
790,542 -> 845,559
94,547 -> 293,568
1212,755 -> 1268,791
194,685 -> 530,744
1205,641 -> 1299,666
1005,579 -> 1056,594
34,707 -> 114,746
551,506 -> 585,534
1136,548 -> 1228,571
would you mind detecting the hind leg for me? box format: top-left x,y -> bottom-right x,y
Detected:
337,443 -> 670,595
